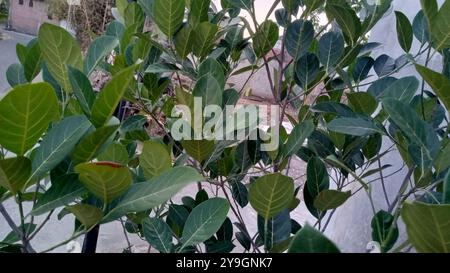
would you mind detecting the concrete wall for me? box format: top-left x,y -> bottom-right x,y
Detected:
9,0 -> 53,35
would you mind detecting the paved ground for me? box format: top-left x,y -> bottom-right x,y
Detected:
0,28 -> 34,93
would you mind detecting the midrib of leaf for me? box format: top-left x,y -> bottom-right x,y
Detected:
20,91 -> 31,155
150,221 -> 171,253
430,209 -> 449,252
180,206 -> 221,250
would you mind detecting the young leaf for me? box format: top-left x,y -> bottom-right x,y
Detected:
38,23 -> 83,92
181,198 -> 230,249
0,83 -> 60,155
314,190 -> 351,211
140,140 -> 172,179
395,11 -> 413,52
68,67 -> 96,117
249,173 -> 295,220
288,224 -> 340,253
0,157 -> 31,195
24,41 -> 43,82
75,162 -> 132,204
182,140 -> 216,163
103,167 -> 203,222
67,204 -> 103,229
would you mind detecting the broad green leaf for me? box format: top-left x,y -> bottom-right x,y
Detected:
24,41 -> 43,82
32,174 -> 86,216
75,162 -> 132,204
380,76 -> 419,103
413,10 -> 430,44
383,98 -> 440,167
431,0 -> 450,50
138,0 -> 155,17
288,224 -> 340,253
226,0 -> 253,10
327,118 -> 382,136
294,53 -> 320,90
16,43 -> 27,65
91,65 -> 137,128
71,125 -> 119,164
103,166 -> 203,222
182,140 -> 215,163
124,2 -> 145,30
282,0 -> 301,14
181,198 -> 230,249
6,63 -> 26,87
352,57 -> 374,82
198,58 -> 226,88
193,22 -> 219,59
249,173 -> 294,220
304,0 -> 325,14
67,204 -> 103,229
85,35 -> 119,76
140,140 -> 172,179
347,92 -> 378,115
30,115 -> 92,181
97,143 -> 130,165
68,67 -> 96,117
401,201 -> 450,253
416,65 -> 450,112
253,20 -> 279,58
106,21 -> 126,40
374,54 -> 396,77
188,0 -> 211,26
38,23 -> 83,92
0,157 -> 31,195
175,25 -> 195,59
325,0 -> 361,44
314,190 -> 351,211
311,101 -> 356,117
258,209 -> 291,251
395,11 -> 413,52
0,83 -> 60,155
306,157 -> 329,198
318,31 -> 344,72
275,9 -> 290,27
143,218 -> 173,253
371,210 -> 399,253
153,0 -> 185,37
192,74 -> 223,106
285,19 -> 314,60
281,120 -> 314,157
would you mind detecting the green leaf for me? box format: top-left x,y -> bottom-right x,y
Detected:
67,204 -> 103,229
71,125 -> 119,164
38,23 -> 83,92
380,76 -> 419,103
313,190 -> 351,211
125,2 -> 145,30
97,143 -> 130,165
282,0 -> 301,14
306,157 -> 329,198
153,0 -> 185,37
0,83 -> 60,155
32,174 -> 86,216
416,65 -> 450,112
371,210 -> 399,253
226,0 -> 253,10
253,20 -> 279,58
231,182 -> 248,208
294,53 -> 320,90
103,166 -> 203,222
318,31 -> 344,72
24,41 -> 43,82
140,140 -> 172,179
0,157 -> 31,195
68,67 -> 96,117
138,0 -> 155,17
16,43 -> 27,65
175,25 -> 195,59
401,201 -> 450,253
91,65 -> 137,128
182,140 -> 216,163
193,22 -> 219,59
75,162 -> 132,204
198,58 -> 226,88
304,0 -> 325,14
30,115 -> 92,181
106,21 -> 126,39
188,0 -> 211,26
281,120 -> 314,158
383,98 -> 439,167
445,170 -> 450,204
258,209 -> 291,250
181,198 -> 230,249
143,218 -> 173,253
352,57 -> 374,82
249,173 -> 294,220
431,0 -> 450,50
6,63 -> 26,87
413,10 -> 430,44
285,19 -> 314,60
192,74 -> 223,106
85,35 -> 119,76
347,92 -> 377,115
288,224 -> 340,253
325,1 -> 361,44
328,118 -> 382,136
395,11 -> 413,52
